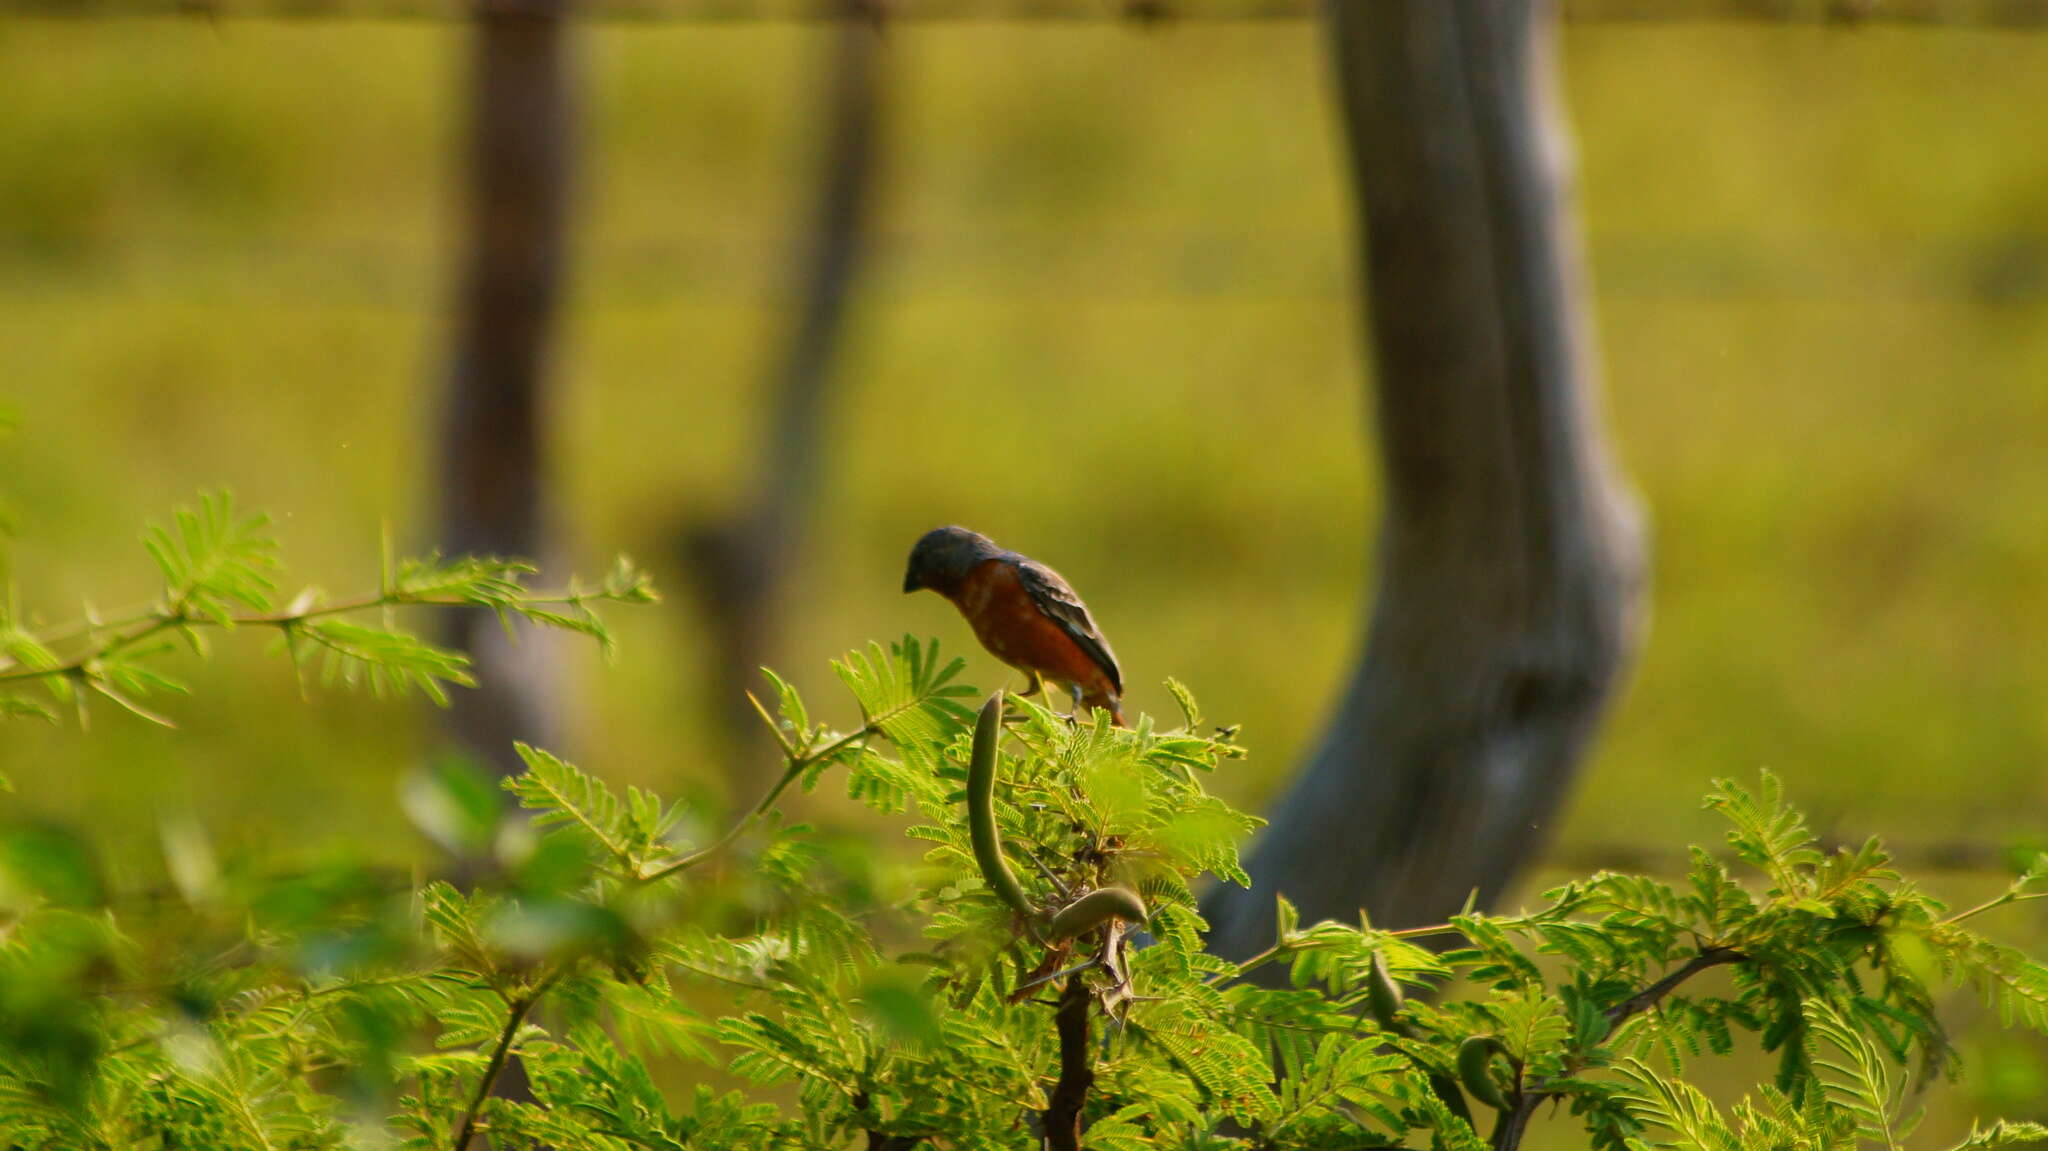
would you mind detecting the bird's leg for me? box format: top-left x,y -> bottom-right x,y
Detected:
1019,669 -> 1045,698
1066,682 -> 1085,725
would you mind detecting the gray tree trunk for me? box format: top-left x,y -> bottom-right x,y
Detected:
681,9 -> 884,787
1203,0 -> 1647,957
438,0 -> 574,780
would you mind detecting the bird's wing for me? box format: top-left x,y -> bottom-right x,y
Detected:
1015,559 -> 1122,695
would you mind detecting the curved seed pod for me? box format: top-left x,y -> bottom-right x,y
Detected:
1365,949 -> 1404,1031
1047,886 -> 1148,942
1455,1035 -> 1511,1111
1427,1072 -> 1475,1126
967,693 -> 1036,927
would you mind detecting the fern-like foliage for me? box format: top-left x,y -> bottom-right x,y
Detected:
144,491 -> 283,625
0,491 -> 657,726
5,628 -> 2048,1151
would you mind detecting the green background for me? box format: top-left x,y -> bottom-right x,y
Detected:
4,16 -> 2047,1133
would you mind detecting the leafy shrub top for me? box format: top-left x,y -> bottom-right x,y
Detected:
1,498 -> 2046,1150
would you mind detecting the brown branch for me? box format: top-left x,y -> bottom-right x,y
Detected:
853,1091 -> 926,1151
1043,976 -> 1094,1151
1603,946 -> 1744,1029
451,986 -> 546,1151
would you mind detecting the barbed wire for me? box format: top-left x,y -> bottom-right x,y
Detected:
9,0 -> 2048,25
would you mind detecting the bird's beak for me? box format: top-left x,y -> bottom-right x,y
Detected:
902,569 -> 921,594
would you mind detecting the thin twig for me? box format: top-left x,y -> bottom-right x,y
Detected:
634,723 -> 876,883
451,976 -> 555,1151
1207,919 -> 1460,986
1489,947 -> 1745,1151
635,680 -> 969,883
1013,958 -> 1101,999
0,589 -> 608,684
1944,888 -> 2048,927
1602,947 -> 1744,1028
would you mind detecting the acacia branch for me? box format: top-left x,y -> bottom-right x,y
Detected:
853,1091 -> 926,1151
1043,976 -> 1094,1151
633,679 -> 979,883
1603,946 -> 1744,1028
632,717 -> 886,883
1206,920 -> 1462,986
0,587 -> 614,686
451,981 -> 551,1151
1490,946 -> 1746,1151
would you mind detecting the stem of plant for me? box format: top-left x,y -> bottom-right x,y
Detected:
1043,975 -> 1094,1151
1208,920 -> 1461,986
0,590 -> 611,684
1945,888 -> 2048,927
1488,946 -> 1745,1151
635,714 -> 890,883
450,980 -> 550,1151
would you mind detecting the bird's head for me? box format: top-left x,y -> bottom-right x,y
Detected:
903,526 -> 1002,595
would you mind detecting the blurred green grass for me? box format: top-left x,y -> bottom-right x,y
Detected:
6,17 -> 2048,853
5,15 -> 2048,1140
5,3 -> 2048,1048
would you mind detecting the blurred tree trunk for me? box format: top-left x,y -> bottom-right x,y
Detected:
681,7 -> 884,787
1203,0 -> 1647,957
437,0 -> 575,1121
437,0 -> 574,782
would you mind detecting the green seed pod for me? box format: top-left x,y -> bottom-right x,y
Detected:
1365,950 -> 1404,1031
967,693 -> 1036,926
1047,886 -> 1148,942
1455,1035 -> 1511,1111
1427,1073 -> 1474,1126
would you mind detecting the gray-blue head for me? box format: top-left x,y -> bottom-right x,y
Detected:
903,526 -> 1004,595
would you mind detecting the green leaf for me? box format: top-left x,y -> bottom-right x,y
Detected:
143,491 -> 281,624
0,695 -> 55,722
856,969 -> 944,1049
1804,998 -> 1910,1150
1705,771 -> 1822,900
158,813 -> 220,907
1612,1058 -> 1741,1151
601,554 -> 660,603
831,636 -> 978,773
288,617 -> 475,705
393,553 -> 535,608
504,743 -> 634,869
402,757 -> 503,857
1164,677 -> 1202,729
1948,1121 -> 2048,1150
0,822 -> 106,909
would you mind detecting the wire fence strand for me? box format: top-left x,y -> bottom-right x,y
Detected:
10,0 -> 2048,26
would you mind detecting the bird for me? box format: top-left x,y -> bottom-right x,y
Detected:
902,526 -> 1125,726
